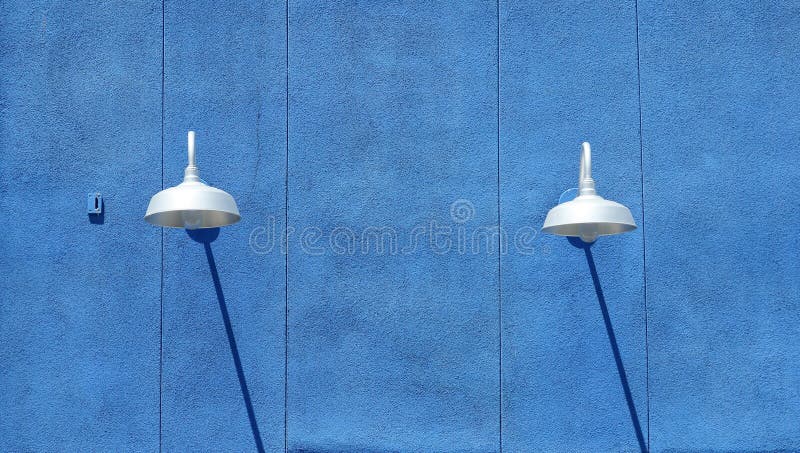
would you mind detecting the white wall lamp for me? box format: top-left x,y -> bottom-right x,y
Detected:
145,131 -> 241,229
542,142 -> 636,243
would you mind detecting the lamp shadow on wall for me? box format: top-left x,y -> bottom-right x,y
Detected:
568,237 -> 648,453
187,228 -> 266,453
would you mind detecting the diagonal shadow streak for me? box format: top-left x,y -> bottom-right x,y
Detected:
572,239 -> 648,453
193,229 -> 265,453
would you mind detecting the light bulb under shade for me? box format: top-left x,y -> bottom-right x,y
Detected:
145,179 -> 240,229
541,193 -> 636,243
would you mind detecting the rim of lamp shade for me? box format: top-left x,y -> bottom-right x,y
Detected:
144,131 -> 241,229
541,142 -> 636,243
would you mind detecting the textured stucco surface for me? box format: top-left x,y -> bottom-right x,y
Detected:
638,1 -> 800,450
160,1 -> 287,451
1,0 -> 798,452
0,1 -> 162,450
287,1 -> 499,451
500,1 -> 647,451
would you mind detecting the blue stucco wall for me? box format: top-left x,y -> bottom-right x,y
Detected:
1,1 -> 798,452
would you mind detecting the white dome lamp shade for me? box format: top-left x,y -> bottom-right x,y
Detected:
542,142 -> 636,243
145,131 -> 241,229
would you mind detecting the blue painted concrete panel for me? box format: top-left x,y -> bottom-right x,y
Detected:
2,0 -> 799,451
161,1 -> 286,451
287,1 -> 500,450
0,0 -> 162,450
638,1 -> 800,451
499,1 -> 648,451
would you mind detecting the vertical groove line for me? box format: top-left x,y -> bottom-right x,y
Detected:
284,1 -> 290,451
159,0 -> 165,451
496,0 -> 503,451
633,0 -> 650,450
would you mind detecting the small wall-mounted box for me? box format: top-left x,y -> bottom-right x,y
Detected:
87,192 -> 103,214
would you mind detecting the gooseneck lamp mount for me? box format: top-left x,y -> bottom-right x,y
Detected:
541,142 -> 636,243
184,130 -> 200,183
578,141 -> 596,196
145,131 -> 241,229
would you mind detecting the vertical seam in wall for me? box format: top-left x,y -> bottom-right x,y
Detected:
159,0 -> 165,451
633,0 -> 650,450
496,1 -> 503,451
284,1 -> 290,451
